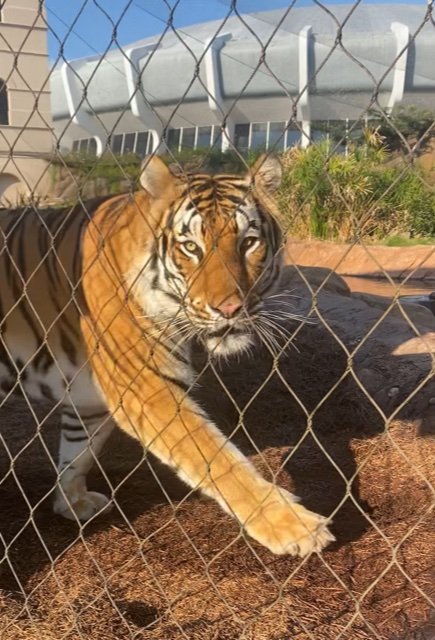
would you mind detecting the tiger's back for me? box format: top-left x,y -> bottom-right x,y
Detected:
0,201 -> 104,405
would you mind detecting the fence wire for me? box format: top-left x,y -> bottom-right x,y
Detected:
0,1 -> 434,639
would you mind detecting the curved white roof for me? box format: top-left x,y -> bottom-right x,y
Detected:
50,4 -> 435,140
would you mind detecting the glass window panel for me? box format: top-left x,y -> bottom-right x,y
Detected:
135,131 -> 149,157
79,139 -> 88,153
88,138 -> 97,155
311,121 -> 328,144
167,128 -> 180,151
0,79 -> 8,125
212,129 -> 222,151
72,140 -> 79,152
111,134 -> 123,155
286,128 -> 301,148
181,127 -> 195,149
211,126 -> 222,149
234,123 -> 249,152
123,132 -> 135,154
268,122 -> 285,151
251,122 -> 267,150
196,126 -> 212,149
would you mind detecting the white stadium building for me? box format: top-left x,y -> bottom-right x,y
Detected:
49,4 -> 435,157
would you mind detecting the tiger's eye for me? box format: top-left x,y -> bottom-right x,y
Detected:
241,237 -> 259,252
183,241 -> 199,254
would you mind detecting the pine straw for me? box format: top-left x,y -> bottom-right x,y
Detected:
0,325 -> 433,639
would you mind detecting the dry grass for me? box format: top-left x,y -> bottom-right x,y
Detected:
0,324 -> 434,639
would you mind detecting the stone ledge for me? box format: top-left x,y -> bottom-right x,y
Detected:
285,239 -> 435,281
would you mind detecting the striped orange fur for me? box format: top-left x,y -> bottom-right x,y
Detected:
77,155 -> 334,555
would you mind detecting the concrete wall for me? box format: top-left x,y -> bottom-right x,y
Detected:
0,0 -> 53,203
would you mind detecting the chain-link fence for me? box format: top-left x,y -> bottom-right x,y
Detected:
0,1 -> 434,638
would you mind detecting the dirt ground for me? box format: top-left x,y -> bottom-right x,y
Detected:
0,323 -> 434,640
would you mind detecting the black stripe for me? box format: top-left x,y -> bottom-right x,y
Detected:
72,212 -> 90,286
126,340 -> 191,396
63,408 -> 109,421
63,433 -> 88,442
39,383 -> 55,401
218,193 -> 247,206
148,365 -> 191,394
155,287 -> 181,304
59,328 -> 78,367
149,332 -> 189,365
62,424 -> 86,432
1,379 -> 15,394
4,224 -> 45,347
166,344 -> 189,365
33,344 -> 53,373
17,214 -> 28,283
149,245 -> 158,272
0,346 -> 14,376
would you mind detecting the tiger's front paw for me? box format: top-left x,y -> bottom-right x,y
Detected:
244,487 -> 334,556
54,490 -> 111,522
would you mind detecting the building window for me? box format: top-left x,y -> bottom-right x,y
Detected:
111,134 -> 123,155
78,139 -> 89,153
268,122 -> 286,151
250,123 -> 267,150
234,124 -> 249,152
72,132 -> 149,156
0,79 -> 9,125
135,131 -> 149,157
197,126 -> 213,149
167,128 -> 181,151
311,126 -> 328,144
233,122 -> 305,152
211,127 -> 222,150
72,138 -> 97,155
88,138 -> 97,155
123,132 -> 136,154
180,127 -> 195,149
286,128 -> 301,149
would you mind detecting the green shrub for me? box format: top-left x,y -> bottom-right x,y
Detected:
161,148 -> 262,173
51,148 -> 259,195
368,105 -> 435,152
53,151 -> 142,193
383,235 -> 435,247
385,170 -> 435,236
53,142 -> 435,241
278,141 -> 435,241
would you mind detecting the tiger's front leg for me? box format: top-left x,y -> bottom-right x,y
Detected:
113,388 -> 332,555
83,328 -> 334,555
54,406 -> 114,521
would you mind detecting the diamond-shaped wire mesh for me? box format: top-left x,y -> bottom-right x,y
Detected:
0,1 -> 434,638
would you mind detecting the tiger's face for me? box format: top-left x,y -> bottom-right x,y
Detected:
137,155 -> 283,357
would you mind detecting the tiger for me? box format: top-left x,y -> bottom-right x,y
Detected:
0,154 -> 334,556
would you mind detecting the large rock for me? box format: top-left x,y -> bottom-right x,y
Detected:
274,265 -> 435,434
286,240 -> 435,282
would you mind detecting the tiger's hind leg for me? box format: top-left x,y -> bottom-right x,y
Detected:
53,406 -> 115,521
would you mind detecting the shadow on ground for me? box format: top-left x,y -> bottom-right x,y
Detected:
0,320 -> 433,639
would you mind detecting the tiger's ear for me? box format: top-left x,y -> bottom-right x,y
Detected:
139,155 -> 177,200
248,154 -> 282,195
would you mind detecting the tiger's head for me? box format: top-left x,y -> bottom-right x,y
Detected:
135,154 -> 283,357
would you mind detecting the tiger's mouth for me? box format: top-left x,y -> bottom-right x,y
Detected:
202,321 -> 255,358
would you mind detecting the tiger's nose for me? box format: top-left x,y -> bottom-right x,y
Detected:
212,301 -> 243,318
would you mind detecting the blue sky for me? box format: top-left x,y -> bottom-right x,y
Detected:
45,0 -> 425,62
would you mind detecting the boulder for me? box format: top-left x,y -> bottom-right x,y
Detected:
274,265 -> 435,434
285,240 -> 435,282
